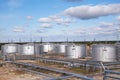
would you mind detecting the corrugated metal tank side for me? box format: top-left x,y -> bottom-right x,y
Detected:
65,44 -> 86,59
79,44 -> 87,58
40,43 -> 50,53
115,42 -> 120,61
42,44 -> 49,53
34,44 -> 44,56
65,45 -> 77,58
52,44 -> 59,53
92,44 -> 117,62
2,44 -> 18,54
58,44 -> 66,53
42,43 -> 58,53
43,44 -> 49,52
48,44 -> 55,52
1,45 -> 4,55
21,43 -> 35,55
34,44 -> 39,57
40,44 -> 44,53
16,44 -> 21,55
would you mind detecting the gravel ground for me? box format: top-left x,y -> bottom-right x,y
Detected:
0,65 -> 49,80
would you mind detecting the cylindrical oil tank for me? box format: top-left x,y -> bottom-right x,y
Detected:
2,44 -> 18,54
34,44 -> 42,56
16,44 -> 21,55
42,43 -> 54,53
35,44 -> 44,55
57,44 -> 67,53
50,44 -> 58,53
42,43 -> 50,53
115,42 -> 120,61
49,44 -> 55,52
65,44 -> 86,58
21,43 -> 35,55
91,44 -> 116,62
48,44 -> 54,52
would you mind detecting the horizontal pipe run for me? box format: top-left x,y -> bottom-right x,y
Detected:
12,62 -> 95,80
18,68 -> 55,78
105,76 -> 120,79
105,70 -> 120,74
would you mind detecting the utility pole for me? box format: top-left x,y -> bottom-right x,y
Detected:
40,37 -> 42,44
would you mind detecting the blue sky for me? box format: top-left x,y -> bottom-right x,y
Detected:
0,0 -> 120,42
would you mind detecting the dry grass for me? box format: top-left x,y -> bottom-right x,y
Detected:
0,65 -> 49,80
65,77 -> 82,80
12,70 -> 26,75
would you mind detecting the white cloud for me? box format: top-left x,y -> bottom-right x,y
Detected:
93,27 -> 102,31
38,17 -> 52,23
117,16 -> 120,21
49,15 -> 60,19
55,18 -> 72,25
38,15 -> 73,26
73,21 -> 118,37
91,25 -> 117,35
100,22 -> 114,27
26,16 -> 33,20
64,4 -> 120,19
13,26 -> 24,32
41,23 -> 52,28
115,16 -> 120,25
36,29 -> 45,33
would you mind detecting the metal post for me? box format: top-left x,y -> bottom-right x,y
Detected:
103,70 -> 108,80
34,41 -> 36,60
13,53 -> 16,61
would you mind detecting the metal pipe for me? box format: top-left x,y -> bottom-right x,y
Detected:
12,62 -> 95,80
100,62 -> 106,71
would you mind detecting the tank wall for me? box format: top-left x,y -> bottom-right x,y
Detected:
35,44 -> 44,56
79,45 -> 86,58
42,44 -> 51,52
51,44 -> 59,53
65,45 -> 86,59
1,45 -> 5,54
44,45 -> 49,52
2,44 -> 18,54
42,44 -> 58,53
21,44 -> 34,55
58,45 -> 66,53
115,43 -> 120,61
92,44 -> 117,62
49,44 -> 55,52
16,44 -> 21,55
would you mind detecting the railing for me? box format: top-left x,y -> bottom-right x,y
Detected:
103,70 -> 120,80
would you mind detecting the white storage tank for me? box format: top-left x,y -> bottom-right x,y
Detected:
91,44 -> 117,62
57,44 -> 67,53
35,44 -> 44,55
16,44 -> 21,55
115,42 -> 120,61
42,43 -> 54,53
2,44 -> 18,54
50,44 -> 58,53
65,44 -> 86,58
22,43 -> 35,55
